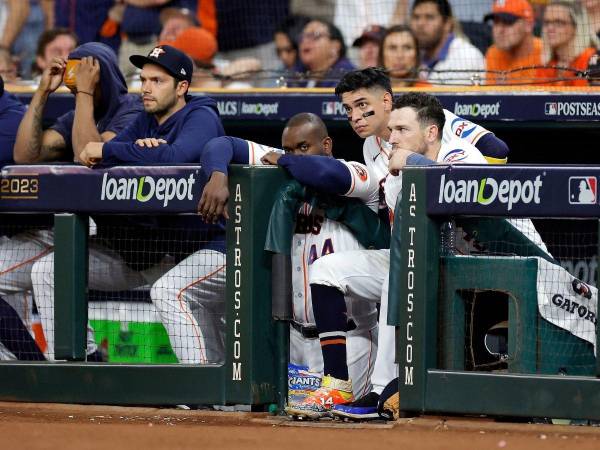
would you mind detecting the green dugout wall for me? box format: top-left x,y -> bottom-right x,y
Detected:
0,165 -> 289,408
390,165 -> 600,420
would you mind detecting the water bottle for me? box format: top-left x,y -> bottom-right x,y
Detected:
440,219 -> 456,256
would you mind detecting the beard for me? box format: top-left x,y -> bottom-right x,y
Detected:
143,94 -> 177,116
418,28 -> 445,52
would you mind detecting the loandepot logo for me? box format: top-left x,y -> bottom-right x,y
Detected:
438,174 -> 543,211
453,102 -> 500,118
100,173 -> 196,207
240,102 -> 279,116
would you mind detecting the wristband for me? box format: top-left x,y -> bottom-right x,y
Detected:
77,90 -> 94,97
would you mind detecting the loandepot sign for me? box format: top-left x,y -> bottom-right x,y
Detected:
438,174 -> 543,211
100,173 -> 196,207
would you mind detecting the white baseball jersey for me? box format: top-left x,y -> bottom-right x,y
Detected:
381,138 -> 550,255
363,110 -> 492,220
443,109 -> 490,147
244,140 -> 379,324
246,139 -> 379,393
384,137 -> 487,217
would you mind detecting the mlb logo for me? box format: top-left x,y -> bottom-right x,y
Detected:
569,176 -> 597,204
545,103 -> 558,115
322,102 -> 335,115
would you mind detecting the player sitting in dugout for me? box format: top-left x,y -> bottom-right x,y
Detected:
197,68 -> 540,420
195,78 -> 509,408
199,113 -> 389,395
79,45 -> 228,366
14,42 -> 142,164
12,45 -> 225,362
197,112 -> 383,397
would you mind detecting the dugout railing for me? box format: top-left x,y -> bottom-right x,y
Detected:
0,164 -> 289,409
392,165 -> 600,421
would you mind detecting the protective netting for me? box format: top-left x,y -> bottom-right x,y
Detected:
35,1 -> 600,88
439,217 -> 597,377
0,216 -> 226,364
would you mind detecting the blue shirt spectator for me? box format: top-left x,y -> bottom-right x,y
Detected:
290,19 -> 356,87
0,76 -> 26,167
54,0 -> 119,52
216,0 -> 289,51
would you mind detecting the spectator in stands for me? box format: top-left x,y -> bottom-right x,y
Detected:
158,23 -> 259,89
393,0 -> 493,54
215,0 -> 288,75
292,19 -> 355,88
32,28 -> 78,79
158,6 -> 199,42
0,75 -> 26,167
410,0 -> 485,85
484,0 -> 542,85
274,15 -> 310,71
379,25 -> 431,87
160,27 -> 220,88
0,1 -> 30,55
0,48 -> 17,83
587,49 -> 600,85
536,0 -> 599,86
117,0 -> 197,79
0,0 -> 43,79
54,0 -> 120,54
12,1 -> 50,80
583,0 -> 600,40
332,0 -> 395,49
353,25 -> 386,69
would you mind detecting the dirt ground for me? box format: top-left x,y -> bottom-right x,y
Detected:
1,402 -> 600,450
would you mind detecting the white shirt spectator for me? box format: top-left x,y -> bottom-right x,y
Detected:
333,0 -> 395,47
407,0 -> 493,23
424,33 -> 485,85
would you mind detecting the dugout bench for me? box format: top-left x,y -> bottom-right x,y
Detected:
391,165 -> 600,421
0,164 -> 290,409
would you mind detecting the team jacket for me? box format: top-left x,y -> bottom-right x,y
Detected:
51,42 -> 143,158
93,95 -> 225,265
102,95 -> 224,165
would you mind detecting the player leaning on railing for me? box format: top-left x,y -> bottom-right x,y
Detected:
286,68 -> 541,420
198,113 -> 386,391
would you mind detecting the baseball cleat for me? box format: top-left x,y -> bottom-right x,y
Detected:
331,391 -> 380,420
285,375 -> 354,419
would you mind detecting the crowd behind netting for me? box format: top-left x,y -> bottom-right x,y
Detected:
2,0 -> 600,88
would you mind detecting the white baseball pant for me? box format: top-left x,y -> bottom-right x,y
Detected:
30,242 -> 171,360
309,248 -> 397,394
150,249 -> 227,364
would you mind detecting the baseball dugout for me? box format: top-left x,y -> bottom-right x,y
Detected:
0,164 -> 289,408
391,164 -> 600,420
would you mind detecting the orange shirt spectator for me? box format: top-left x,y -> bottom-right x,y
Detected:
536,47 -> 596,86
484,0 -> 542,85
486,39 -> 542,84
196,0 -> 217,37
536,1 -> 599,87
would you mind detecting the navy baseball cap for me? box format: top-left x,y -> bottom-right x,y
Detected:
130,45 -> 193,83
